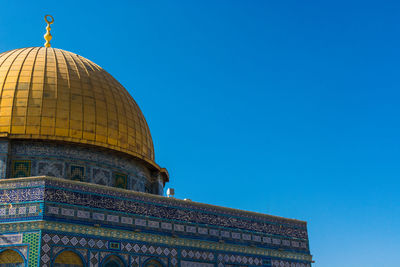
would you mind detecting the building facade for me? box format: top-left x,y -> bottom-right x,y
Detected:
0,31 -> 312,267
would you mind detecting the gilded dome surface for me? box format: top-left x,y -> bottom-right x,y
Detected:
0,47 -> 157,168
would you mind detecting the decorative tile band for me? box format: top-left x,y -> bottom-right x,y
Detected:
0,179 -> 308,240
8,140 -> 158,194
0,233 -> 23,245
271,259 -> 311,267
0,221 -> 313,262
0,203 -> 43,222
41,186 -> 307,240
39,231 -> 310,267
0,177 -> 306,229
44,203 -> 308,252
0,187 -> 44,203
45,188 -> 307,241
181,260 -> 214,267
23,231 -> 41,267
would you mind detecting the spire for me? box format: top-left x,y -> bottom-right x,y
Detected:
43,15 -> 54,47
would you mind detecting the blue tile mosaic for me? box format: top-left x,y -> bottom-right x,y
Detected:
0,177 -> 312,267
8,140 -> 160,194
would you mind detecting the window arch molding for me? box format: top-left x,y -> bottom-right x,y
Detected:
101,254 -> 127,267
52,248 -> 85,267
142,258 -> 164,267
0,248 -> 26,267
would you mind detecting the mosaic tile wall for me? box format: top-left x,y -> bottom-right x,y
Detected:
0,140 -> 164,195
39,231 -> 289,267
0,202 -> 43,222
0,177 -> 312,265
39,230 -> 312,267
0,141 -> 9,179
0,228 -> 311,267
0,177 -> 310,255
42,202 -> 308,252
0,178 -> 303,233
271,260 -> 311,267
0,232 -> 40,267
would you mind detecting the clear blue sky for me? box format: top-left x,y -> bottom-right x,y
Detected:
1,1 -> 399,266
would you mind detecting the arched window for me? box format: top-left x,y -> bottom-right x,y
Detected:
54,250 -> 83,267
102,255 -> 125,267
0,249 -> 24,267
144,259 -> 163,267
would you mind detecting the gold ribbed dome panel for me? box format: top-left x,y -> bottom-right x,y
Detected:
0,47 -> 156,167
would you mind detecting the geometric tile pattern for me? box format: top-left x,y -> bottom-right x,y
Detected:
217,253 -> 263,266
0,156 -> 7,179
0,187 -> 44,203
121,242 -> 177,259
271,260 -> 311,267
22,232 -> 40,267
70,165 -> 85,181
0,220 -> 312,263
44,202 -> 307,251
37,232 -> 284,267
40,233 -> 182,267
42,184 -> 308,241
90,251 -> 99,267
113,172 -> 128,189
181,250 -> 214,261
3,173 -> 306,241
0,234 -> 23,245
41,234 -> 100,267
92,168 -> 111,187
10,140 -> 155,193
181,261 -> 214,267
0,203 -> 42,221
2,176 -> 308,240
37,161 -> 63,177
130,255 -> 139,267
0,176 -> 309,256
0,176 -> 312,266
11,160 -> 31,178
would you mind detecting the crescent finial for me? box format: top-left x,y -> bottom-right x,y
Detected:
44,15 -> 54,48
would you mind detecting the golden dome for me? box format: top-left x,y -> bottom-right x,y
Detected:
0,47 -> 159,169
